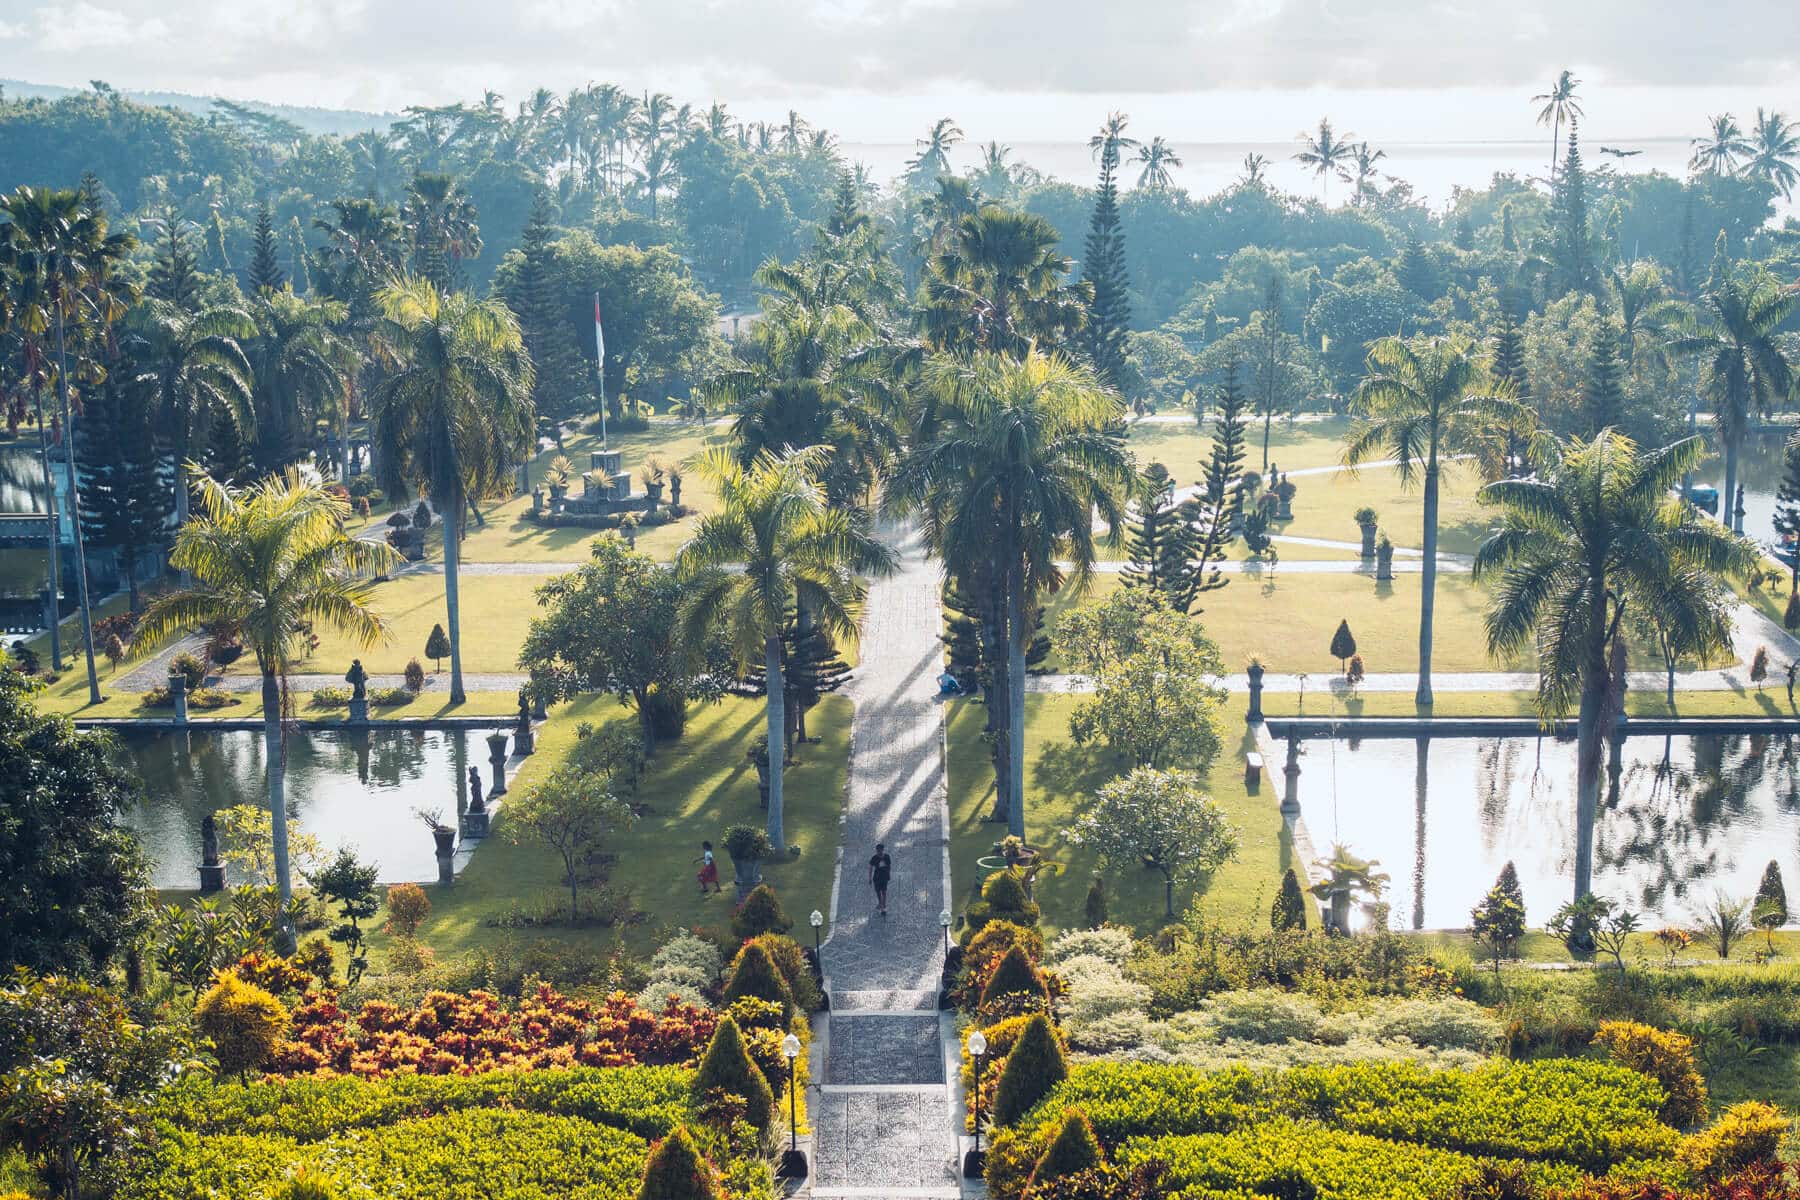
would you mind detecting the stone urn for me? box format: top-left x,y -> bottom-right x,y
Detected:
725,825 -> 771,902
645,479 -> 664,512
485,730 -> 511,798
167,671 -> 189,725
1246,661 -> 1266,723
1358,521 -> 1377,559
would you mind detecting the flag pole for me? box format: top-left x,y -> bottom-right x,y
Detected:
593,292 -> 607,450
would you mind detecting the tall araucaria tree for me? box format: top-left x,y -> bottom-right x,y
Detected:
1082,112 -> 1137,391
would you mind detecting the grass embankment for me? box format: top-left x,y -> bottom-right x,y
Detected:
946,693 -> 1291,937
367,694 -> 851,963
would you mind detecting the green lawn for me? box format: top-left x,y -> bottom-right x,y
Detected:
947,693 -> 1291,937
1126,415 -> 1357,485
367,694 -> 851,965
1276,460 -> 1499,555
307,572 -> 549,676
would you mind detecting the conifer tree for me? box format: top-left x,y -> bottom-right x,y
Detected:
147,212 -> 202,307
1329,619 -> 1357,673
1396,236 -> 1439,299
1499,200 -> 1518,252
1184,363 -> 1249,612
1491,307 -> 1531,472
1549,118 -> 1593,296
636,1126 -> 720,1200
203,412 -> 254,486
786,616 -> 851,743
247,202 -> 283,294
1271,868 -> 1308,931
1495,861 -> 1525,912
1753,860 -> 1788,944
1774,433 -> 1800,594
1583,320 -> 1626,434
1122,463 -> 1196,609
505,191 -> 583,439
1201,297 -> 1220,344
76,371 -> 169,610
1082,115 -> 1133,391
1675,193 -> 1698,295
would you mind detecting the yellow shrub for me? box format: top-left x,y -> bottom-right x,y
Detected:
195,971 -> 290,1080
1591,1021 -> 1707,1129
1678,1101 -> 1792,1180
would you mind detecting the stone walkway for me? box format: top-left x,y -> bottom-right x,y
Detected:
813,523 -> 963,1199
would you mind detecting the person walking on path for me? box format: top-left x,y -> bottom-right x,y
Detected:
696,841 -> 722,895
868,842 -> 892,916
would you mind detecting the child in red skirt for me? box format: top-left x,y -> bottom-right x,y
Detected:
696,841 -> 722,894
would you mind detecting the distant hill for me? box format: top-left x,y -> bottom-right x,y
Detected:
0,79 -> 396,137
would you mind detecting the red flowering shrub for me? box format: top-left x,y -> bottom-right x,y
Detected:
270,983 -> 717,1077
1554,1164 -> 1800,1199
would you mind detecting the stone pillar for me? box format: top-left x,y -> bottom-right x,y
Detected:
1246,663 -> 1266,723
198,814 -> 225,894
1359,522 -> 1377,560
1375,540 -> 1394,582
167,672 -> 189,726
434,826 -> 456,886
486,731 -> 510,798
462,770 -> 490,837
349,696 -> 369,723
531,487 -> 544,516
1282,734 -> 1302,818
513,722 -> 534,758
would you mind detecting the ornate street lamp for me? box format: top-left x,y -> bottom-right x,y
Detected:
963,1030 -> 988,1178
939,909 -> 953,954
809,908 -> 824,953
779,1032 -> 807,1180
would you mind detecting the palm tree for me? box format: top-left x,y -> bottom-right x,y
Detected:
1341,142 -> 1387,206
369,278 -> 534,704
920,205 -> 1090,359
1671,267 -> 1797,533
676,446 -> 894,851
907,117 -> 964,186
127,296 -> 256,523
885,348 -> 1132,838
1474,432 -> 1755,901
1346,334 -> 1531,706
1533,71 -> 1584,183
1294,118 -> 1355,202
1689,113 -> 1751,176
346,130 -> 409,203
1089,112 -> 1141,171
0,186 -> 135,705
1133,137 -> 1184,191
1605,261 -> 1679,369
1239,153 -> 1269,187
246,290 -> 354,476
311,198 -> 406,322
777,109 -> 810,155
1745,108 -> 1800,200
136,469 -> 397,950
402,173 -> 482,291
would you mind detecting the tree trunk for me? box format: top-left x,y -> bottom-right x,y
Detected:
123,552 -> 140,613
636,690 -> 658,757
262,668 -> 297,954
33,388 -> 62,670
980,580 -> 1010,825
1416,460 -> 1440,706
55,311 -> 102,707
1005,570 -> 1027,842
444,497 -> 467,704
765,632 -> 787,852
1163,875 -> 1176,919
1413,735 -> 1430,930
1572,595 -> 1610,905
1723,428 -> 1741,534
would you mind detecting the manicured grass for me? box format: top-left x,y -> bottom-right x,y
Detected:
1126,415 -> 1357,484
946,693 -> 1292,937
307,572 -> 550,676
367,694 -> 851,964
1276,460 -> 1499,556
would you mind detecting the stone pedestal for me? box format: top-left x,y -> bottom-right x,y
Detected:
462,807 -> 490,838
1282,734 -> 1302,818
199,862 -> 225,893
168,673 -> 189,726
433,827 -> 456,885
531,487 -> 544,516
513,723 -> 534,757
486,733 -> 510,798
732,858 -> 763,903
1246,663 -> 1265,723
348,697 -> 369,723
1359,523 -> 1377,560
1375,545 -> 1394,582
198,813 -> 224,893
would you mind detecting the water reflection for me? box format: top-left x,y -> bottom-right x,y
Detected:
116,728 -> 477,888
1295,731 -> 1800,928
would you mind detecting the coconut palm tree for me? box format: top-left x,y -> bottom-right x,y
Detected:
1133,136 -> 1184,191
1533,71 -> 1583,183
402,173 -> 482,291
128,296 -> 257,521
676,446 -> 894,851
1690,113 -> 1751,176
346,130 -> 409,204
907,117 -> 964,186
246,290 -> 354,476
1745,108 -> 1800,200
0,185 -> 136,705
369,278 -> 534,704
974,141 -> 1019,199
885,347 -> 1133,838
1671,266 -> 1796,533
1239,153 -> 1269,187
1089,112 -> 1141,172
1294,118 -> 1355,203
1605,261 -> 1680,369
1474,432 -> 1755,901
1341,142 -> 1387,206
920,205 -> 1090,359
1346,334 -> 1532,706
136,468 -> 397,950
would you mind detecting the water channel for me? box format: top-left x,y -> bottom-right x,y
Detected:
117,727 -> 481,890
1293,730 -> 1800,930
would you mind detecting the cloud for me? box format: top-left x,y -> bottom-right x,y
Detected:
30,1 -> 167,53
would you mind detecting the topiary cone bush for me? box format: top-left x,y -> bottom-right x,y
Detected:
636,1124 -> 721,1200
691,1015 -> 774,1132
1029,1108 -> 1103,1188
965,869 -> 1042,938
991,1014 -> 1067,1127
722,940 -> 795,1023
731,883 -> 792,942
1271,868 -> 1308,931
980,944 -> 1048,1010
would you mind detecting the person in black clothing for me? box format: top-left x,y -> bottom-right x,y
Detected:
868,843 -> 892,916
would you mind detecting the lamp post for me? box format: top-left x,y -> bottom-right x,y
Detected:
779,1032 -> 807,1180
809,908 -> 824,954
939,909 -> 953,955
963,1030 -> 988,1179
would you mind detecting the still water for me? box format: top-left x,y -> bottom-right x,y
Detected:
1293,732 -> 1800,930
118,727 -> 481,890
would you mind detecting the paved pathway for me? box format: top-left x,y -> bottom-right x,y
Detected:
813,523 -> 963,1199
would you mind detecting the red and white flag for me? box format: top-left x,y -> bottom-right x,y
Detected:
593,293 -> 605,364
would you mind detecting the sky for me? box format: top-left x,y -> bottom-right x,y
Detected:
0,0 -> 1798,145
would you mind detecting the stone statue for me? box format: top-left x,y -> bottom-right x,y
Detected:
467,765 -> 485,811
517,687 -> 531,727
345,658 -> 368,700
200,814 -> 220,867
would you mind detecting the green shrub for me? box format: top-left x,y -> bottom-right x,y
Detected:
636,1125 -> 719,1200
959,921 -> 1046,1007
1592,1021 -> 1708,1129
992,1015 -> 1068,1128
1271,868 -> 1309,931
1083,876 -> 1107,930
195,973 -> 289,1079
369,686 -> 416,706
1030,1109 -> 1102,1186
1677,1101 -> 1791,1180
981,945 -> 1048,1010
721,941 -> 794,1022
965,870 -> 1041,936
308,687 -> 352,707
745,933 -> 820,1012
276,1173 -> 337,1200
730,884 -> 791,942
690,1016 -> 773,1133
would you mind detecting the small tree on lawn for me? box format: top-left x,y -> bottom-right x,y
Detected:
1270,867 -> 1308,931
1064,767 -> 1239,919
1346,654 -> 1365,694
1470,884 -> 1526,976
424,623 -> 451,673
1753,860 -> 1787,954
307,847 -> 381,985
1751,646 -> 1770,691
507,763 -> 636,922
1496,861 -> 1525,912
1330,619 -> 1357,674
